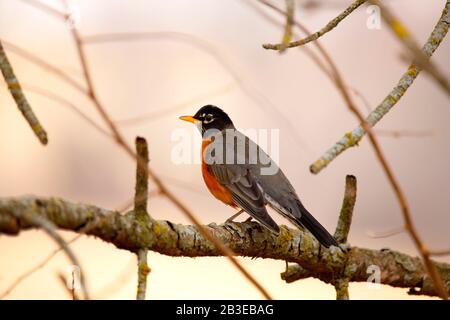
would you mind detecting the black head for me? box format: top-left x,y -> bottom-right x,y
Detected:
180,105 -> 234,133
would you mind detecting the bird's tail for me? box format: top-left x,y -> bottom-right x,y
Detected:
293,201 -> 338,248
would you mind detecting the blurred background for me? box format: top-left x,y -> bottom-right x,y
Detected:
0,0 -> 449,299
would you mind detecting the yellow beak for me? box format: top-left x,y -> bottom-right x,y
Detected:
179,115 -> 200,124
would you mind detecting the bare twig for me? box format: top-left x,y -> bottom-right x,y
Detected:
369,0 -> 450,98
19,0 -> 66,19
278,0 -> 295,53
366,226 -> 404,239
1,40 -> 86,94
334,278 -> 349,300
134,137 -> 150,219
0,234 -> 81,299
430,249 -> 450,257
20,84 -> 111,139
23,214 -> 89,299
0,40 -> 48,144
262,0 -> 366,50
136,249 -> 150,300
334,175 -> 357,244
245,0 -> 334,80
133,137 -> 151,300
281,175 -> 357,299
115,83 -> 235,126
332,175 -> 357,299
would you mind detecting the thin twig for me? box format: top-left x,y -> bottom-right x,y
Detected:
0,40 -> 48,144
115,83 -> 235,126
334,175 -> 357,244
24,214 -> 89,299
366,226 -> 404,239
333,175 -> 357,300
244,0 -> 334,80
430,249 -> 450,257
262,0 -> 366,50
136,249 -> 150,300
133,137 -> 151,300
278,0 -> 295,53
19,0 -> 66,19
20,83 -> 111,139
334,278 -> 349,300
279,175 -> 357,299
134,137 -> 150,219
369,0 -> 450,98
0,234 -> 81,299
1,40 -> 87,94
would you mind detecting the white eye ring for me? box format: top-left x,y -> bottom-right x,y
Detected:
203,114 -> 214,124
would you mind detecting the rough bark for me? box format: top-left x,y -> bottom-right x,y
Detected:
1,196 -> 449,298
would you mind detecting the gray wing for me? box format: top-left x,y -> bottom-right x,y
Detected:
205,129 -> 337,246
208,163 -> 280,234
243,134 -> 338,247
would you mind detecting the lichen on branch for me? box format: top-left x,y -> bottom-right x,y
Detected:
1,196 -> 449,298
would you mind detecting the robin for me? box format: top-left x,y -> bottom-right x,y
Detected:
180,105 -> 338,247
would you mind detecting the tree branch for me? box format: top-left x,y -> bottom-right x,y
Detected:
133,137 -> 151,300
134,137 -> 150,220
1,196 -> 449,298
283,175 -> 357,299
278,0 -> 295,53
334,175 -> 357,244
310,1 -> 450,174
262,0 -> 366,50
136,249 -> 150,300
332,174 -> 357,299
369,0 -> 450,98
18,213 -> 88,299
0,40 -> 48,144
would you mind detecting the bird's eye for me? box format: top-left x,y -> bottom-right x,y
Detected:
203,114 -> 214,124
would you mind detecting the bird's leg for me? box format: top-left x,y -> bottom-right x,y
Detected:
226,209 -> 244,223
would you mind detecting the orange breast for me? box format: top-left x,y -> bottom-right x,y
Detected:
201,140 -> 236,207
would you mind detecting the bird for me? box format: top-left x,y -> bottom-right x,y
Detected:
179,105 -> 338,248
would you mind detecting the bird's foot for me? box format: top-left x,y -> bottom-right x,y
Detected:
225,209 -> 244,223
